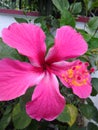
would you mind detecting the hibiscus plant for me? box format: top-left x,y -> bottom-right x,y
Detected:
0,0 -> 98,130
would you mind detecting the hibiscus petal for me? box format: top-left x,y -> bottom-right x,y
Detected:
46,26 -> 88,63
0,58 -> 44,101
51,60 -> 92,98
2,23 -> 46,66
26,73 -> 65,121
50,60 -> 75,75
72,84 -> 92,98
50,61 -> 77,88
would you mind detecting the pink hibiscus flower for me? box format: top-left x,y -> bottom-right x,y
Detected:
0,23 -> 92,121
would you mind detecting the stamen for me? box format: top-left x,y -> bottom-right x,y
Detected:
84,62 -> 89,66
72,80 -> 81,86
76,65 -> 81,69
61,61 -> 89,87
90,67 -> 95,73
83,79 -> 87,84
67,69 -> 73,78
72,66 -> 76,70
78,61 -> 82,65
77,76 -> 81,80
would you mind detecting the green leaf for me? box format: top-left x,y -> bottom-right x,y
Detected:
68,124 -> 86,130
24,120 -> 49,130
86,17 -> 98,38
0,38 -> 24,60
86,98 -> 94,106
34,16 -> 50,35
86,29 -> 98,38
59,125 -> 66,130
70,2 -> 82,14
34,16 -> 43,23
83,0 -> 93,11
23,120 -> 39,130
0,114 -> 11,130
46,33 -> 54,51
92,1 -> 98,8
60,8 -> 76,27
91,87 -> 98,96
15,17 -> 28,23
0,106 -> 12,130
20,87 -> 34,110
78,29 -> 91,42
87,122 -> 98,130
67,104 -> 78,126
88,37 -> 98,49
93,111 -> 98,123
86,99 -> 98,123
34,16 -> 54,50
80,104 -> 98,120
87,17 -> 98,30
38,1 -> 74,29
92,78 -> 98,92
38,121 -> 49,130
57,105 -> 71,123
52,0 -> 69,12
12,103 -> 31,129
57,104 -> 78,126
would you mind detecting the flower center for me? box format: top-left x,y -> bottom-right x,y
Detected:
42,62 -> 51,72
61,62 -> 89,87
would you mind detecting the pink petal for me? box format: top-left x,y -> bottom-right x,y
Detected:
26,73 -> 65,121
53,60 -> 92,98
50,60 -> 76,75
2,23 -> 46,66
0,58 -> 44,101
50,61 -> 77,88
46,26 -> 88,63
72,84 -> 92,98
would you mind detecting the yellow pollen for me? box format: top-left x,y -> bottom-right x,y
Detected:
61,65 -> 88,87
67,69 -> 73,78
76,65 -> 81,69
72,80 -> 81,86
83,79 -> 87,84
64,77 -> 68,82
71,78 -> 87,86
